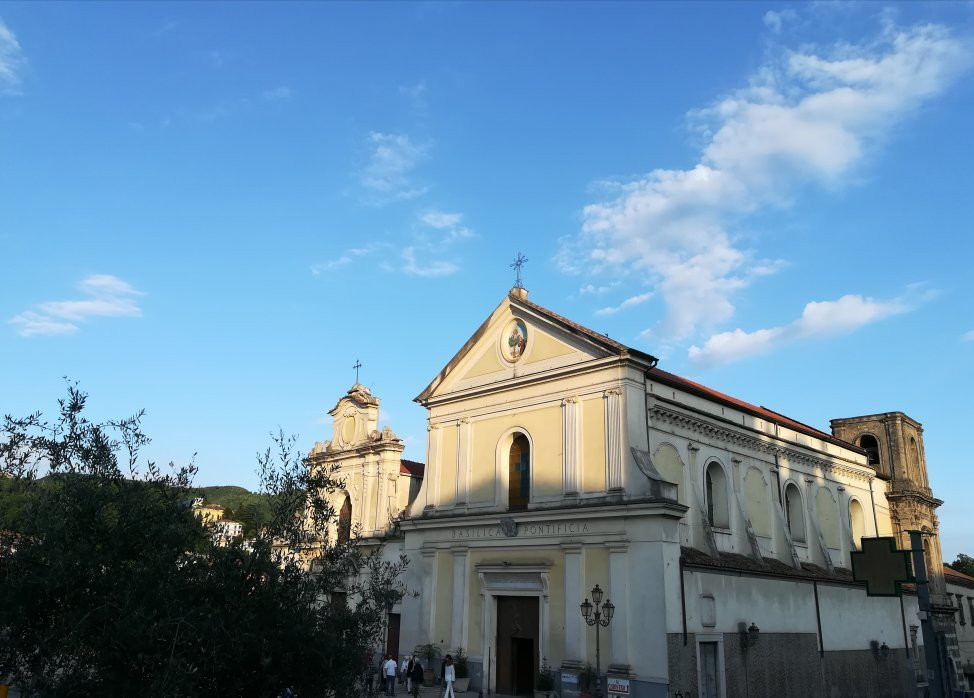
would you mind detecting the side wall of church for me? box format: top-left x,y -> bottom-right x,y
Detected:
646,377 -> 885,573
669,569 -> 920,697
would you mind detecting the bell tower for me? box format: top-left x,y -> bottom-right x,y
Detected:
831,412 -> 945,583
307,384 -> 415,540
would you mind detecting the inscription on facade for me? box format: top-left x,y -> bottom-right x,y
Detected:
452,521 -> 591,539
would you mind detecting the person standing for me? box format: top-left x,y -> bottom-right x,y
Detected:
410,657 -> 425,698
384,654 -> 398,697
442,655 -> 455,698
400,655 -> 409,687
405,656 -> 414,694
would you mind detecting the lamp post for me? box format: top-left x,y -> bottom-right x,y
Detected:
580,584 -> 615,698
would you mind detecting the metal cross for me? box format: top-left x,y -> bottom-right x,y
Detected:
510,252 -> 529,289
352,359 -> 362,384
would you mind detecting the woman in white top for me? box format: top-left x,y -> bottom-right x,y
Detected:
442,655 -> 456,698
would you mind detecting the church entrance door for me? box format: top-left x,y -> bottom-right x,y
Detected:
495,595 -> 539,696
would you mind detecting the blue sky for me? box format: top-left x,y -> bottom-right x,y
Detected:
1,2 -> 972,558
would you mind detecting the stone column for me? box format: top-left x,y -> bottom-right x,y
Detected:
606,541 -> 631,673
562,543 -> 584,666
604,389 -> 623,491
562,398 -> 579,495
428,425 -> 441,509
451,547 -> 469,650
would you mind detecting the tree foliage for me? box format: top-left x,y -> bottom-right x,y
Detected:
0,384 -> 406,696
951,553 -> 974,577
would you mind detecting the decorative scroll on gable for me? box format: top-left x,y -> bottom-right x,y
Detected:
328,384 -> 381,450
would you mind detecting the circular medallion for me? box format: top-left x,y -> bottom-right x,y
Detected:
502,318 -> 528,363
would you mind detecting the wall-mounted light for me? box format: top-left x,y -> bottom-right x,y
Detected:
739,621 -> 760,651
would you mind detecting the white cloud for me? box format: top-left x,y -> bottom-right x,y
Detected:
962,330 -> 974,343
359,132 -> 430,205
310,243 -> 389,275
399,80 -> 427,110
580,282 -> 619,295
9,312 -> 79,338
688,327 -> 785,365
595,292 -> 654,316
0,18 -> 24,94
763,9 -> 798,33
263,86 -> 292,101
401,247 -> 458,277
689,289 -> 920,366
561,19 -> 968,342
9,274 -> 144,337
419,210 -> 473,246
311,256 -> 352,274
421,211 -> 463,229
795,294 -> 907,336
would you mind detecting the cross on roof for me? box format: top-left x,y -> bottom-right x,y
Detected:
851,536 -> 914,597
353,359 -> 362,384
510,252 -> 529,289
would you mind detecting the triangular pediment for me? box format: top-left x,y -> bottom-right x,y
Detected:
415,290 -> 657,404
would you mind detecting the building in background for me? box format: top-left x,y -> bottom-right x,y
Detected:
315,288 -> 961,698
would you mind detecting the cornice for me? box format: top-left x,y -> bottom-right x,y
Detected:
420,354 -> 645,409
650,403 -> 874,483
886,490 -> 944,509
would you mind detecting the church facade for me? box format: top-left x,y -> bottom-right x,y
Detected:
309,288 -> 960,698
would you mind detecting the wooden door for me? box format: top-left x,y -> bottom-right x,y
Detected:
495,596 -> 539,695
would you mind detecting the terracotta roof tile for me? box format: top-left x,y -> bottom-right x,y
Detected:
512,293 -> 658,364
649,367 -> 862,454
945,564 -> 974,587
400,459 -> 425,477
681,546 -> 856,583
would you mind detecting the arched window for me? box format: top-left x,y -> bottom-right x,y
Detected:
705,462 -> 729,529
509,433 -> 530,510
858,434 -> 880,466
337,494 -> 352,544
784,483 -> 806,543
849,499 -> 865,550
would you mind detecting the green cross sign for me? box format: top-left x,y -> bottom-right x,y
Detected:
851,536 -> 914,597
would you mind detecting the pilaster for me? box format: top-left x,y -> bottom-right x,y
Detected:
604,389 -> 624,492
562,398 -> 580,495
451,547 -> 469,649
562,543 -> 584,665
606,541 -> 631,673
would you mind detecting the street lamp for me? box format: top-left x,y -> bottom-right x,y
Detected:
580,584 -> 614,698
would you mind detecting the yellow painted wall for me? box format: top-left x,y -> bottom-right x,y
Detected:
582,546 -> 610,665
524,330 -> 575,364
463,346 -> 505,380
816,488 -> 840,549
744,467 -> 771,537
469,417 -> 505,505
466,404 -> 563,503
653,443 -> 685,504
582,397 -> 606,493
439,425 -> 458,507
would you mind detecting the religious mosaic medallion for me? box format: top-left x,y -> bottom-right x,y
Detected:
503,318 -> 528,362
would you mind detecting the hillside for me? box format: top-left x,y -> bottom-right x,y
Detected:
194,485 -> 274,538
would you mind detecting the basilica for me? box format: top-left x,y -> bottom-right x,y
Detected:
307,287 -> 964,698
